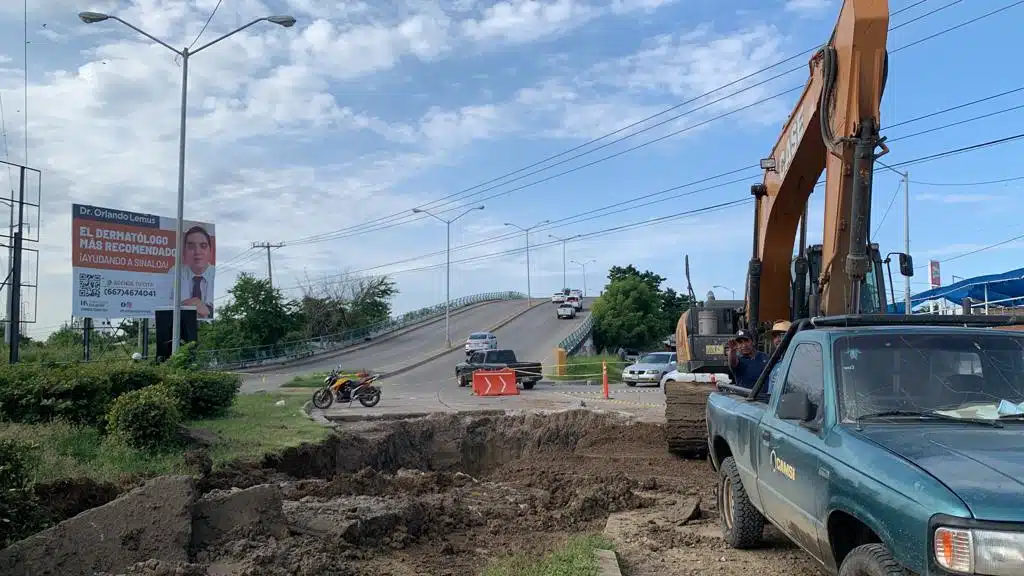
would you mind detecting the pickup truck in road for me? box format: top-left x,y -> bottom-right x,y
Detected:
706,314 -> 1024,576
455,349 -> 543,390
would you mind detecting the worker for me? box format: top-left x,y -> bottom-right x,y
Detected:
726,328 -> 767,389
766,320 -> 791,394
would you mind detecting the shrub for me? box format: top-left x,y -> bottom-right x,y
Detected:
0,362 -> 166,425
162,371 -> 240,419
0,439 -> 47,547
106,385 -> 182,450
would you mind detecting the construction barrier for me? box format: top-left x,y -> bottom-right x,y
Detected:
673,372 -> 732,384
472,368 -> 520,396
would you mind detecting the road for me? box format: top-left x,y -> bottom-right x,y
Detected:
241,298 -> 539,392
320,298 -> 599,415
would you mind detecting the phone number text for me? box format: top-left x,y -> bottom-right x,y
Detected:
103,288 -> 158,297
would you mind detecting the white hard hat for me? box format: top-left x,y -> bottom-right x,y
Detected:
131,352 -> 143,361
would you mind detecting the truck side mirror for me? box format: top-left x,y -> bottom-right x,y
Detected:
777,391 -> 814,422
898,253 -> 914,277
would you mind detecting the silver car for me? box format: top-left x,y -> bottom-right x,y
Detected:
621,352 -> 677,387
465,331 -> 498,355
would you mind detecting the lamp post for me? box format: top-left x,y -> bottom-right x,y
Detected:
504,220 -> 549,306
412,205 -> 485,348
712,285 -> 736,299
78,10 -> 297,354
570,258 -> 596,297
548,233 -> 579,291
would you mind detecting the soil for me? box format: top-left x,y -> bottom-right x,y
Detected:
9,409 -> 824,575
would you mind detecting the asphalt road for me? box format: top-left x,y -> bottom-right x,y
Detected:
241,299 -> 533,391
384,297 -> 595,398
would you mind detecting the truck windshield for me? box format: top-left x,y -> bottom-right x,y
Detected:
833,331 -> 1024,422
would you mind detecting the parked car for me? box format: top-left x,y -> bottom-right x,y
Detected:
455,349 -> 544,390
556,303 -> 576,319
566,295 -> 583,311
551,292 -> 567,304
622,352 -> 677,386
464,331 -> 497,356
706,314 -> 1024,576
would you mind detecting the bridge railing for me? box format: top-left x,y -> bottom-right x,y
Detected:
199,291 -> 526,370
558,314 -> 594,356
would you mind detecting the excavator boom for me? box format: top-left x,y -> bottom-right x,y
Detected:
749,0 -> 890,325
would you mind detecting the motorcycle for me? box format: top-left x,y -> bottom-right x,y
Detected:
311,366 -> 382,409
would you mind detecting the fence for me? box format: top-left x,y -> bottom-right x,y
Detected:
558,314 -> 594,356
198,291 -> 526,370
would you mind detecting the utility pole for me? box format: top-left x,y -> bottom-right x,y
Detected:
548,233 -> 579,291
570,259 -> 596,297
251,241 -> 284,287
413,205 -> 485,348
505,220 -> 550,306
902,171 -> 911,315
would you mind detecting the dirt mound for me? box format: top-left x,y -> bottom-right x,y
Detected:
6,409 -> 710,575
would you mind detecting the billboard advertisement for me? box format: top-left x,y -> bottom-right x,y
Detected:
929,259 -> 941,289
71,204 -> 216,320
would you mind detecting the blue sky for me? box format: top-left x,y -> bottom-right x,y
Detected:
0,0 -> 1022,337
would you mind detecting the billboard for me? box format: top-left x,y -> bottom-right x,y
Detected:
929,259 -> 941,289
71,204 -> 216,320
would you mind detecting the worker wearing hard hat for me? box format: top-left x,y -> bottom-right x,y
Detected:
766,320 -> 791,393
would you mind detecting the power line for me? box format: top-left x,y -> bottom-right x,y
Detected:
278,86 -> 1024,279
280,0 -> 977,248
873,180 -> 903,238
254,131 -> 1024,296
911,175 -> 1024,187
188,0 -> 223,50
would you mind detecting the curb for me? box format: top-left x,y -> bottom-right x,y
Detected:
383,300 -> 547,380
557,392 -> 663,409
594,550 -> 622,576
300,400 -> 334,427
229,298 -> 509,375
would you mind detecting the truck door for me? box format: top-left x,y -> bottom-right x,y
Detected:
756,342 -> 827,559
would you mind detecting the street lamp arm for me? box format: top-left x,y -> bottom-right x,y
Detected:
412,208 -> 447,224
192,17 -> 274,54
451,205 -> 484,223
106,16 -> 183,54
504,222 -> 525,232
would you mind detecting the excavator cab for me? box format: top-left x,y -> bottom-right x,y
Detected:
796,243 -> 889,320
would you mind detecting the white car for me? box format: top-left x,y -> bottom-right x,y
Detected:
464,331 -> 497,355
569,289 -> 583,299
556,304 -> 576,319
566,295 -> 583,311
551,292 -> 567,304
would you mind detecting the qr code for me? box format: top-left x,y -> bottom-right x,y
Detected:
78,273 -> 102,298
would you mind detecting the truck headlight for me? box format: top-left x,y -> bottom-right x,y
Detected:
935,526 -> 1024,575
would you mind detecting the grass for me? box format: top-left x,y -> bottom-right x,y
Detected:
482,534 -> 615,576
0,393 -> 331,485
549,354 -> 628,383
282,371 -> 367,388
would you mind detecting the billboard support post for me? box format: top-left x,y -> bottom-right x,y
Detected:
82,317 -> 92,361
8,166 -> 25,363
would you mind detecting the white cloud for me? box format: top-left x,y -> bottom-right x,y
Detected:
784,0 -> 831,15
915,193 -> 1003,204
0,0 -> 801,337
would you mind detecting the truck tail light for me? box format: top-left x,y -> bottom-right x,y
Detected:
935,527 -> 973,573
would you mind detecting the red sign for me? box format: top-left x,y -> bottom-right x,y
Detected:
929,260 -> 941,288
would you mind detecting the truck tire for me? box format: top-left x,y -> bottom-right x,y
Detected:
839,544 -> 908,576
718,456 -> 764,549
663,378 -> 716,459
522,381 -> 536,390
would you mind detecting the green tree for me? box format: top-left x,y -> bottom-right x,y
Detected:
607,265 -> 666,293
592,276 -> 663,350
660,287 -> 694,335
213,273 -> 297,347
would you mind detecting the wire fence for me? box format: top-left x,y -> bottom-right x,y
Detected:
558,314 -> 594,356
198,291 -> 526,370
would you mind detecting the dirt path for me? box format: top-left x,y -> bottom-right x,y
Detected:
5,409 -> 824,575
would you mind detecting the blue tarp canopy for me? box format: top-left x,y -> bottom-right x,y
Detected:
887,267 -> 1024,314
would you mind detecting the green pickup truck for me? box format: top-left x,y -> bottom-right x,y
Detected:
706,314 -> 1024,576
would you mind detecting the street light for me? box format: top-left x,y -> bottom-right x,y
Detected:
548,233 -> 579,291
413,205 -> 484,348
504,220 -> 549,306
570,258 -> 596,297
79,10 -> 297,354
712,285 -> 735,299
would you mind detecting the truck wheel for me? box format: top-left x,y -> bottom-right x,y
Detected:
718,456 -> 764,549
522,381 -> 536,390
839,544 -> 907,576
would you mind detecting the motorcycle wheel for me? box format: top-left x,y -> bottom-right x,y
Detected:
358,388 -> 381,408
312,387 -> 335,409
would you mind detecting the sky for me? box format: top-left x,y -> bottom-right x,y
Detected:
0,0 -> 1022,338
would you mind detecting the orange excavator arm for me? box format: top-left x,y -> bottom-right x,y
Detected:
747,0 -> 890,326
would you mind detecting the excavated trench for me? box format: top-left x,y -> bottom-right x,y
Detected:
3,409 -> 713,576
